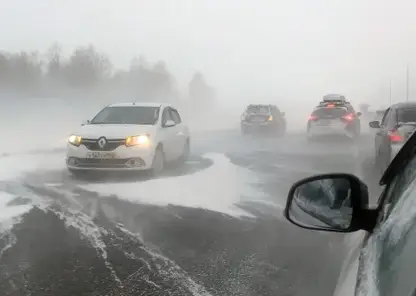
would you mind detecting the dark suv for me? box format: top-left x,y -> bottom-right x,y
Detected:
240,104 -> 286,136
284,127 -> 416,295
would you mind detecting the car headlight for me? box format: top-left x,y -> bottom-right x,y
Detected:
125,135 -> 151,147
68,135 -> 82,146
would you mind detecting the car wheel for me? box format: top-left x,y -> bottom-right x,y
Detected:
180,140 -> 190,162
151,146 -> 165,175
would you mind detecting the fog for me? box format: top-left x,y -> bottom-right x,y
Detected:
1,0 -> 416,153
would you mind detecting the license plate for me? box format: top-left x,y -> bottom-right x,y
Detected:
86,152 -> 116,159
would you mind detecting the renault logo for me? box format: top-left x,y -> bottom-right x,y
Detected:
97,137 -> 107,149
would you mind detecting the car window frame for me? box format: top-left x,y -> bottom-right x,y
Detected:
161,107 -> 173,126
380,108 -> 391,127
169,108 -> 182,124
387,108 -> 397,128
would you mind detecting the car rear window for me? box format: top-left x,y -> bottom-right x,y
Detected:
397,108 -> 416,123
247,105 -> 269,113
312,107 -> 347,118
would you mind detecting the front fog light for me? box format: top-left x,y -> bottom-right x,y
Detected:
68,135 -> 82,146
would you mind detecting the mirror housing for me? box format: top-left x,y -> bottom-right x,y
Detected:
369,121 -> 380,128
81,120 -> 90,126
284,173 -> 377,233
164,120 -> 176,128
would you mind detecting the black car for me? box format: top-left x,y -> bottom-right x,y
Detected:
369,102 -> 416,174
240,104 -> 286,135
284,127 -> 416,295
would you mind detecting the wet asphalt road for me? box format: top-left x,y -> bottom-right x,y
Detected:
0,129 -> 381,296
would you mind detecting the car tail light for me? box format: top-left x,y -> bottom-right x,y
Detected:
308,115 -> 318,121
326,104 -> 335,108
268,115 -> 273,121
389,129 -> 404,142
342,113 -> 354,121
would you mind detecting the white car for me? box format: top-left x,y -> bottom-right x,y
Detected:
307,101 -> 361,140
66,102 -> 190,175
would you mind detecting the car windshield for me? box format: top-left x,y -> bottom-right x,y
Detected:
247,105 -> 269,113
90,106 -> 160,125
398,108 -> 416,123
312,107 -> 347,118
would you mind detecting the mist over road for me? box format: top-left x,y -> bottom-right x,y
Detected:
0,129 -> 379,296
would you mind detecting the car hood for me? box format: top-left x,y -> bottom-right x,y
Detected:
75,124 -> 157,139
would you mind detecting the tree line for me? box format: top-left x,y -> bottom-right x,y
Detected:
0,43 -> 216,105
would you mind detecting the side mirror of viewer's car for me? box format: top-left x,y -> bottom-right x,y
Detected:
284,173 -> 378,233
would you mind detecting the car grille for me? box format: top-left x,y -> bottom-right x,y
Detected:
81,138 -> 125,151
71,158 -> 145,168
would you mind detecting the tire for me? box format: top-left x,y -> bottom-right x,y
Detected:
150,146 -> 165,175
180,140 -> 190,162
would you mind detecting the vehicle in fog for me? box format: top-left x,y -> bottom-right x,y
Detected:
240,104 -> 286,135
66,102 -> 190,176
284,128 -> 416,295
369,102 -> 416,174
307,98 -> 361,141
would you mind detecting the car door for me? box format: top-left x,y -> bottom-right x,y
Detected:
169,108 -> 186,157
353,152 -> 416,296
160,107 -> 177,161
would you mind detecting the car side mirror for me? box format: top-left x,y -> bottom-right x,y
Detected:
164,120 -> 176,128
369,121 -> 380,128
81,120 -> 90,126
356,112 -> 362,117
284,173 -> 377,233
280,112 -> 285,116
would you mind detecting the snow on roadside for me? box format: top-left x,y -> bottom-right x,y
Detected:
0,151 -> 64,235
0,191 -> 32,230
81,153 -> 265,217
0,153 -> 63,181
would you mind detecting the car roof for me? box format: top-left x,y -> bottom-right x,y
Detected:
247,104 -> 276,107
390,101 -> 416,109
107,102 -> 171,108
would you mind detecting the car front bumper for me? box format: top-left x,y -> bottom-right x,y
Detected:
66,143 -> 155,171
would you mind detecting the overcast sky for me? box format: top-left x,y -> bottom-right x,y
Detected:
1,0 -> 415,108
